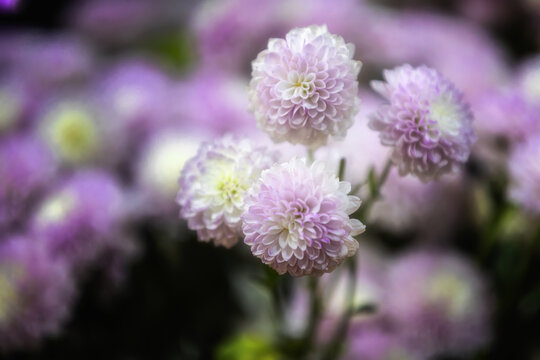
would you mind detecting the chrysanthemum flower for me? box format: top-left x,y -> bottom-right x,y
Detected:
370,64 -> 476,181
249,25 -> 362,148
386,250 -> 492,357
177,137 -> 278,248
0,236 -> 75,350
38,95 -> 121,167
242,158 -> 365,276
136,129 -> 204,215
96,60 -> 172,142
31,170 -> 125,272
0,135 -> 56,230
508,135 -> 540,214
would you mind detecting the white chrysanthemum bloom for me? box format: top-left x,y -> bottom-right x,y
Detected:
249,25 -> 362,148
40,99 -> 104,165
242,158 -> 365,276
177,137 -> 278,248
138,131 -> 202,205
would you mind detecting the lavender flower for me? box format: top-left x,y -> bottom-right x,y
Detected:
370,65 -> 476,181
386,250 -> 492,357
96,60 -> 172,142
249,25 -> 362,148
508,135 -> 540,215
0,236 -> 75,350
177,137 -> 277,248
0,135 -> 56,230
242,158 -> 365,276
38,95 -> 118,167
31,170 -> 125,272
473,88 -> 538,143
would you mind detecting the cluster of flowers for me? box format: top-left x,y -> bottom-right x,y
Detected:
285,246 -> 492,359
1,0 -> 539,357
178,24 -> 477,280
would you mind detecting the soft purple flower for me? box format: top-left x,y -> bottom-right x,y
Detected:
249,25 -> 362,148
38,94 -> 122,167
508,135 -> 540,215
344,329 -> 426,360
177,137 -> 278,248
473,88 -> 538,142
8,35 -> 93,88
95,60 -> 172,143
386,250 -> 492,357
172,70 -> 256,135
361,11 -> 508,98
0,135 -> 56,230
370,64 -> 476,181
369,170 -> 467,239
0,236 -> 75,350
242,158 -> 365,276
31,170 -> 125,273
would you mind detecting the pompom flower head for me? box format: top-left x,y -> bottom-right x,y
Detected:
249,25 -> 362,148
370,65 -> 475,181
31,170 -> 125,272
508,135 -> 540,215
242,158 -> 365,276
0,236 -> 75,350
386,250 -> 492,357
177,137 -> 278,248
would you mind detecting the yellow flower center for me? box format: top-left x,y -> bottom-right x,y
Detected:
45,104 -> 99,164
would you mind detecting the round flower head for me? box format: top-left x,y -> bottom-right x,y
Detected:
96,60 -> 172,143
0,236 -> 75,350
31,170 -> 125,272
38,95 -> 119,167
508,135 -> 540,215
136,129 -> 204,215
249,25 -> 362,148
177,137 -> 278,248
0,135 -> 56,230
242,158 -> 365,276
370,65 -> 476,181
386,250 -> 492,357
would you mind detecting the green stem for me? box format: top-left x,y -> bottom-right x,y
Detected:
299,277 -> 322,359
352,158 -> 393,220
338,158 -> 346,181
320,256 -> 358,360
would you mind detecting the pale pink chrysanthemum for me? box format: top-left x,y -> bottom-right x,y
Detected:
508,134 -> 540,215
370,64 -> 476,181
177,137 -> 278,248
242,158 -> 365,276
249,25 -> 362,148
